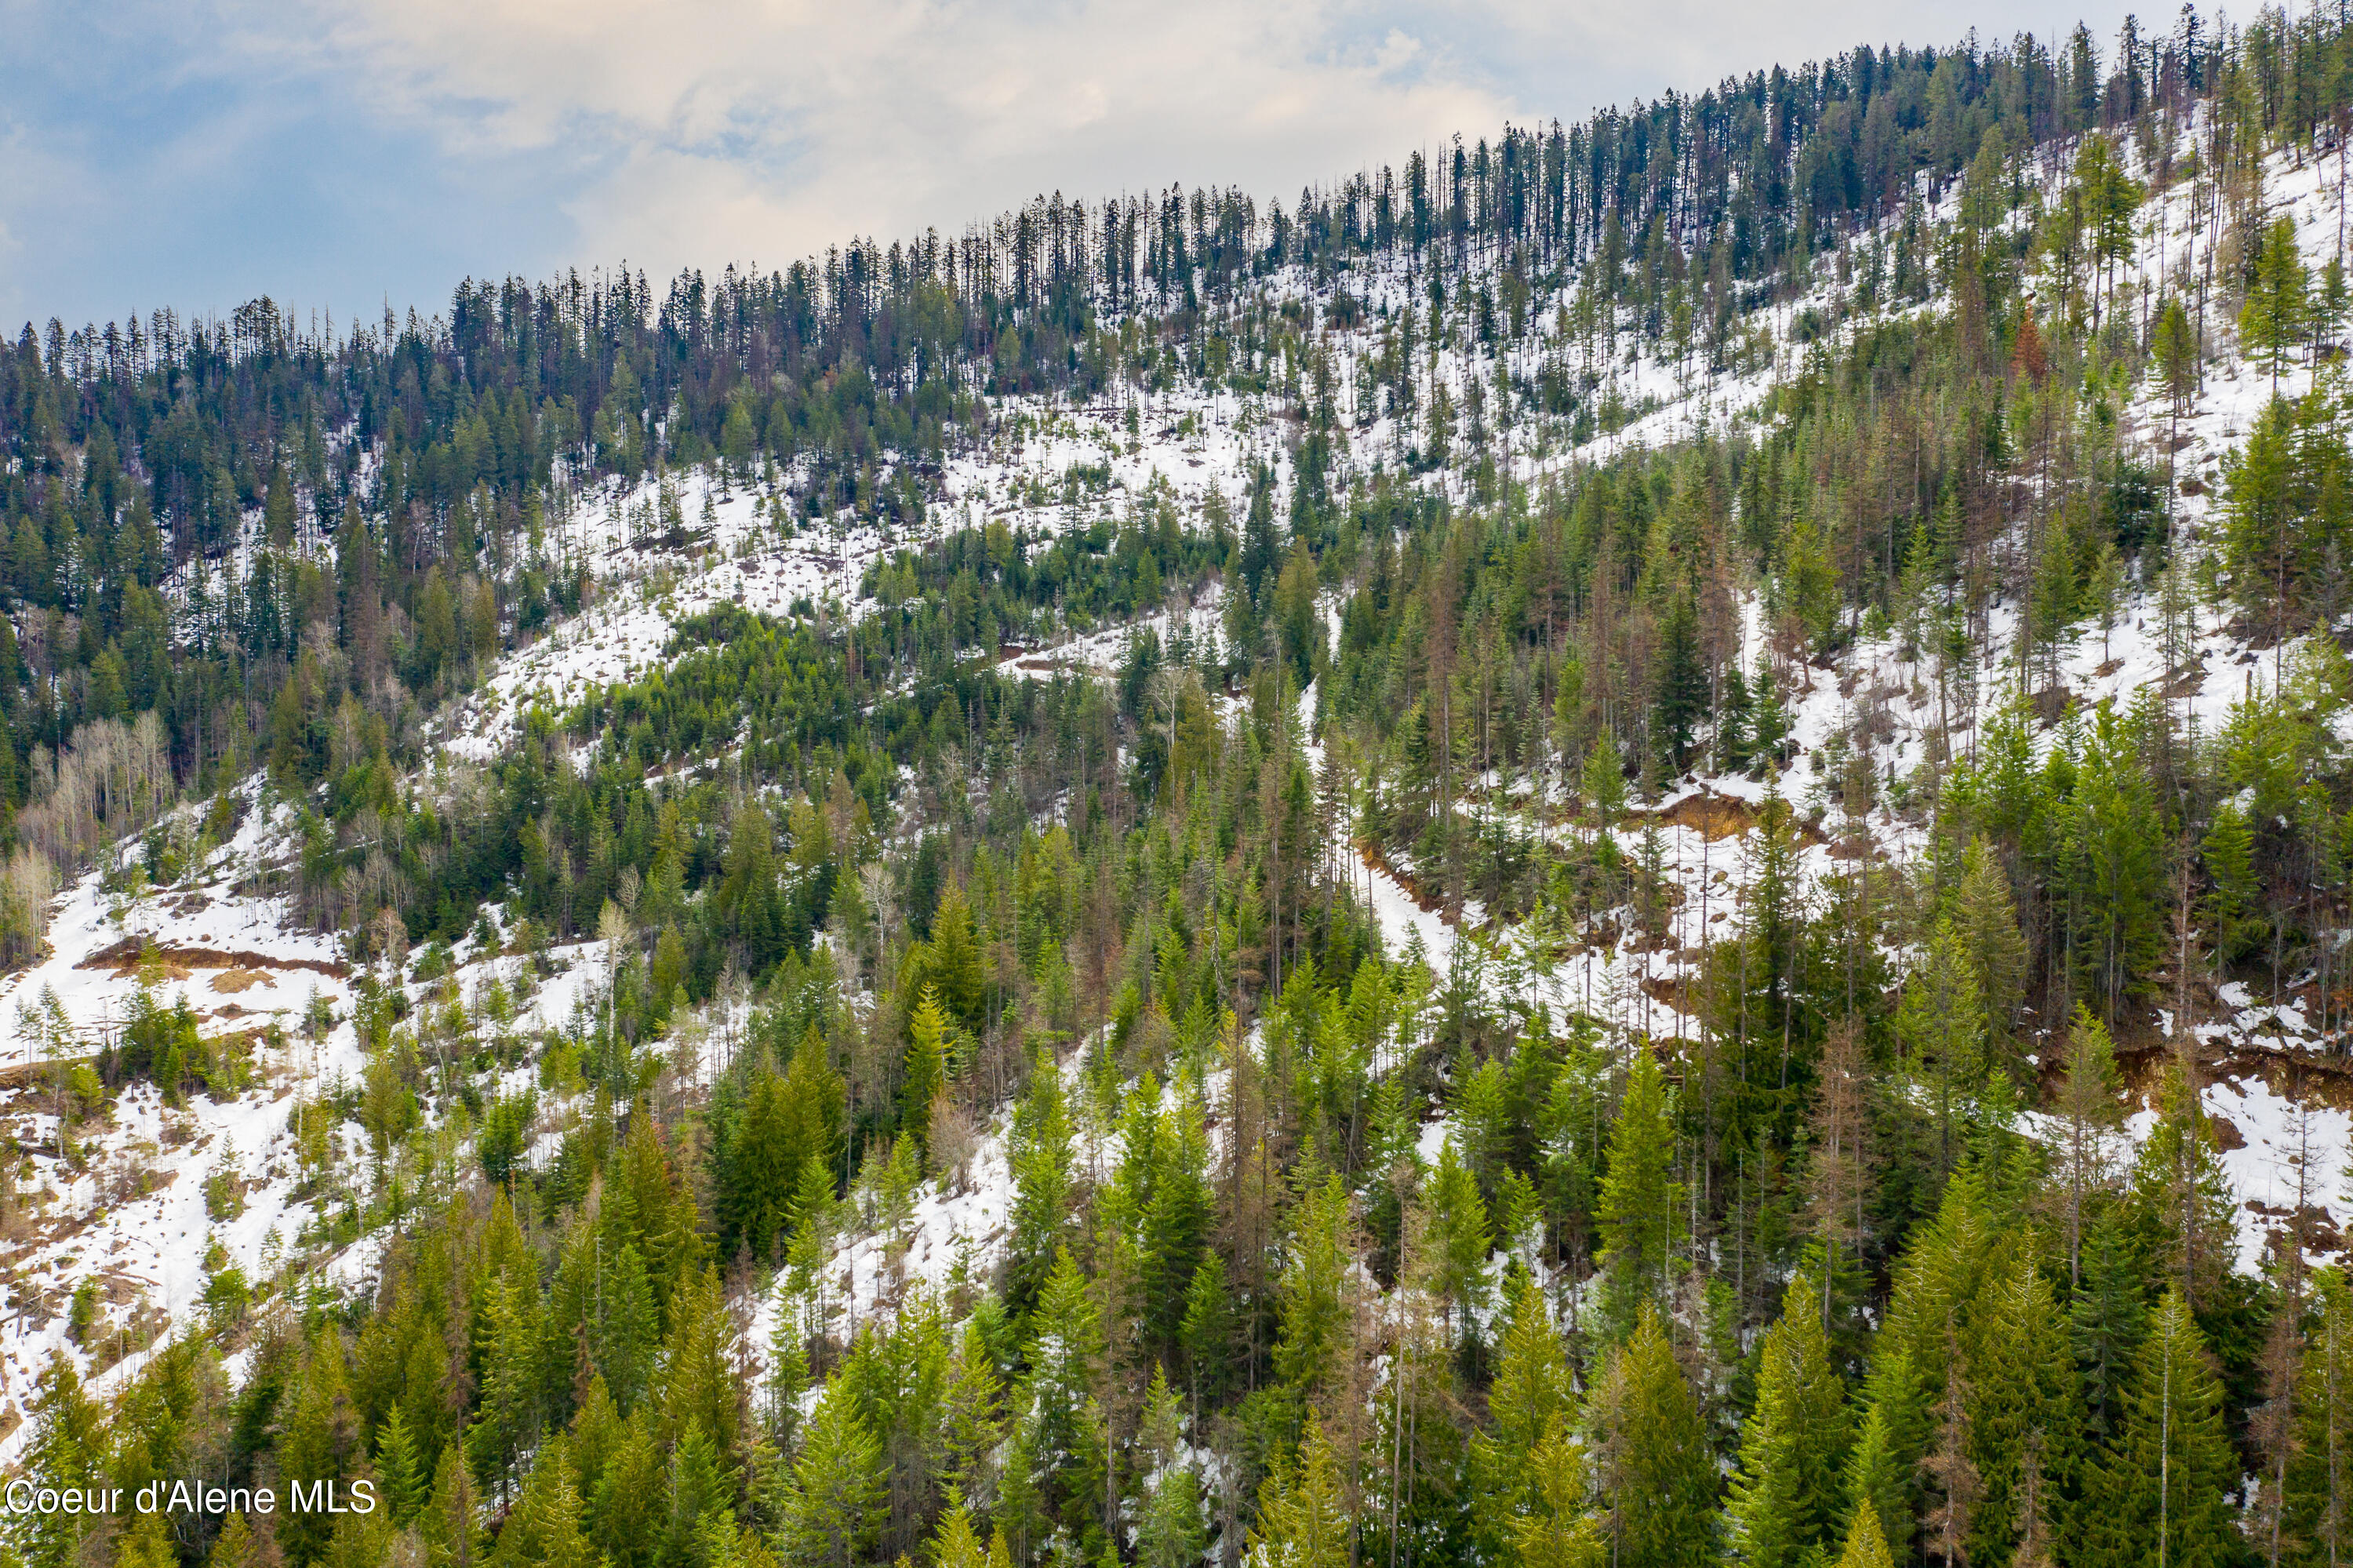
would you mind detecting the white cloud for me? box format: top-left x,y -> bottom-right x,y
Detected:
0,0 -> 2151,322
255,0 -> 1517,275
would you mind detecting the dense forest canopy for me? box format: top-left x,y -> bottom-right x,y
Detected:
13,9 -> 2353,1568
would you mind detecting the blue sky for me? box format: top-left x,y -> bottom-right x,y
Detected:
2,0 -> 2141,333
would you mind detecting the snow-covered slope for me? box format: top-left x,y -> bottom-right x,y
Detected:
16,106 -> 2353,1417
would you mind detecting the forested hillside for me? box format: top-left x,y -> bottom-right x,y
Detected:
9,10 -> 2353,1568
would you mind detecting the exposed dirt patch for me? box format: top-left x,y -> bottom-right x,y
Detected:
1627,790 -> 1830,847
0,1055 -> 94,1091
77,939 -> 347,980
2105,1003 -> 2353,1128
630,526 -> 711,554
1017,655 -> 1104,676
2212,1046 -> 2353,1111
209,969 -> 276,994
2249,1199 -> 2347,1254
1641,970 -> 1704,1007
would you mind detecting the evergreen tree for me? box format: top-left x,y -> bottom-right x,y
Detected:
764,1308 -> 809,1450
1510,1415 -> 1607,1568
569,1377 -> 620,1504
1472,1269 -> 1576,1554
1653,595 -> 1709,769
600,1246 -> 657,1414
1594,1311 -> 1717,1568
11,1356 -> 102,1568
1246,1420 -> 1351,1568
784,1383 -> 884,1568
1966,1263 -> 2079,1568
1858,1175 -> 2008,1559
657,1268 -> 742,1461
1896,915 -> 1986,1174
2058,1006 -> 2123,1287
282,1333 -> 362,1566
1424,1140 -> 1492,1345
2079,1290 -> 2240,1568
904,986 -> 950,1147
591,1416 -> 664,1568
2154,297 -> 2200,415
995,1420 -> 1049,1568
1009,1046 -> 1076,1307
1180,1255 -> 1235,1409
489,1439 -> 596,1568
2199,802 -> 2261,964
1276,1173 -> 1356,1398
1023,1246 -> 1106,1479
1597,1053 -> 1682,1333
2243,216 -> 2311,387
1242,469 -> 1282,605
1715,665 -> 1754,773
927,879 -> 989,1030
2127,1064 -> 2238,1312
658,1424 -> 733,1568
932,1499 -> 991,1568
1140,1097 -> 1214,1352
1952,839 -> 2028,1052
940,1322 -> 1006,1504
717,1036 -> 841,1264
1834,1503 -> 1895,1568
207,1514 -> 265,1568
377,1403 -> 425,1528
425,1441 -> 488,1568
1728,1273 -> 1855,1568
1842,1395 -> 1919,1568
2289,1275 -> 2353,1568
1136,1367 -> 1208,1568
1583,737 -> 1627,827
2073,1206 -> 2151,1440
1748,664 -> 1792,768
